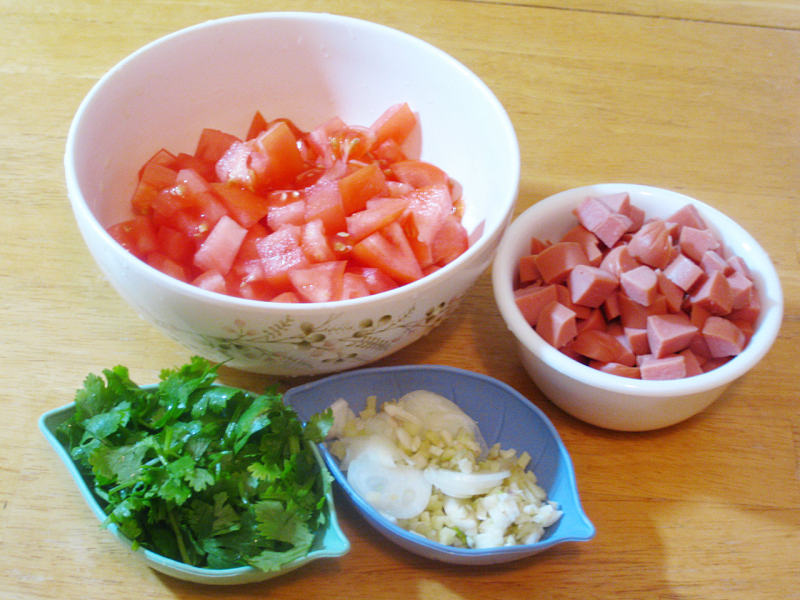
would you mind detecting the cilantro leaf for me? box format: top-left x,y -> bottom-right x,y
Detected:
57,356 -> 332,571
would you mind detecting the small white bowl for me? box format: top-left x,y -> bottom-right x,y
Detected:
285,365 -> 595,565
492,183 -> 783,431
64,12 -> 519,376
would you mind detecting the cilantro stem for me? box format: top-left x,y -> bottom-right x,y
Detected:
166,507 -> 191,565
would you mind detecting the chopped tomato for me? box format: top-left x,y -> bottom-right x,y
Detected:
107,105 -> 470,303
338,162 -> 386,214
210,182 -> 270,229
108,216 -> 158,259
370,103 -> 417,147
195,128 -> 240,164
256,225 -> 310,291
193,215 -> 247,275
289,261 -> 346,302
351,221 -> 423,285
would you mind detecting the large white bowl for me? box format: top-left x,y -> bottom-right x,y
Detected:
64,12 -> 519,375
492,184 -> 783,431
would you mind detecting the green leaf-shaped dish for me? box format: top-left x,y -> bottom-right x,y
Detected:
39,400 -> 350,585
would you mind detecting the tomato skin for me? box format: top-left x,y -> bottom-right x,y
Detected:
346,196 -> 409,243
146,252 -> 188,282
157,225 -> 194,264
251,121 -> 306,188
131,162 -> 177,215
389,160 -> 448,188
192,269 -> 227,294
301,219 -> 337,263
246,110 -> 269,140
304,178 -> 346,233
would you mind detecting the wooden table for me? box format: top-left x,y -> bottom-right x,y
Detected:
2,1 -> 798,598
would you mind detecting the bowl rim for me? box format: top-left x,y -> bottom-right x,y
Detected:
63,11 -> 520,313
492,183 -> 784,398
284,364 -> 595,562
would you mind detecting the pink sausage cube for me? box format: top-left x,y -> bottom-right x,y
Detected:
575,196 -> 632,248
514,284 -> 559,326
536,301 -> 578,348
628,219 -> 673,270
577,308 -> 606,334
562,225 -> 603,266
571,329 -> 631,365
618,292 -> 649,329
679,226 -> 720,263
518,254 -> 541,284
590,361 -> 641,379
667,203 -> 707,232
690,270 -> 733,315
599,244 -> 639,278
620,265 -> 659,307
568,264 -> 619,308
534,241 -> 590,284
700,250 -> 731,276
625,326 -> 650,355
639,355 -> 688,380
646,313 -> 699,358
727,255 -> 751,277
657,271 -> 686,313
593,212 -> 633,248
726,270 -> 755,310
679,348 -> 705,376
702,316 -> 746,357
663,253 -> 704,291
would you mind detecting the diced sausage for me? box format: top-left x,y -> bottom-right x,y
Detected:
568,264 -> 619,308
627,219 -> 673,270
620,265 -> 659,307
702,316 -> 746,357
562,225 -> 603,265
536,301 -> 578,348
577,308 -> 606,334
618,292 -> 648,329
700,250 -> 731,276
663,253 -> 704,291
657,271 -> 685,313
726,270 -> 755,310
571,329 -> 630,364
667,203 -> 706,232
679,226 -> 720,263
534,241 -> 589,284
555,283 -> 593,319
599,244 -> 639,278
646,313 -> 699,358
514,284 -> 559,326
679,349 -> 705,376
624,326 -> 650,356
690,269 -> 733,315
575,196 -> 632,247
639,355 -> 688,380
518,254 -> 540,284
590,361 -> 641,378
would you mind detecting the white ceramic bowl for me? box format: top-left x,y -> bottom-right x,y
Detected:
64,12 -> 519,375
492,184 -> 783,431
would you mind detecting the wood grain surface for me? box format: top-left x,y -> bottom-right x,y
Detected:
1,1 -> 797,599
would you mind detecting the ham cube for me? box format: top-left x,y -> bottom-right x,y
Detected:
679,226 -> 720,263
568,264 -> 619,308
663,253 -> 704,291
690,270 -> 733,315
700,250 -> 731,276
702,316 -> 746,357
534,241 -> 590,284
571,329 -> 630,364
575,196 -> 632,247
627,219 -> 673,270
514,284 -> 559,326
591,361 -> 641,378
639,355 -> 688,380
726,270 -> 755,310
536,301 -> 578,348
562,225 -> 603,265
518,254 -> 540,284
620,265 -> 659,307
646,313 -> 699,358
599,244 -> 639,278
667,203 -> 707,232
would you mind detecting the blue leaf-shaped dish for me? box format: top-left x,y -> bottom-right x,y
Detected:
284,365 -> 595,565
39,393 -> 350,585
